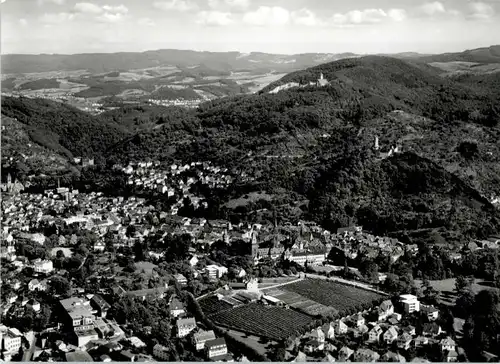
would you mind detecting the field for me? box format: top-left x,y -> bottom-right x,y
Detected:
210,303 -> 314,340
415,278 -> 499,305
263,288 -> 336,316
224,191 -> 273,209
275,279 -> 384,314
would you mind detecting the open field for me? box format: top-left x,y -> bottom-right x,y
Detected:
415,278 -> 499,305
224,191 -> 273,209
210,303 -> 314,340
263,288 -> 335,316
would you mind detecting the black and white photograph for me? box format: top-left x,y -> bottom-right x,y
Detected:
1,0 -> 500,362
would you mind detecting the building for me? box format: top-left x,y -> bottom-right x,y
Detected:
33,259 -> 54,274
334,319 -> 348,335
421,305 -> 439,321
377,300 -> 395,321
177,317 -> 197,338
175,273 -> 188,286
399,294 -> 420,313
338,346 -> 354,361
398,333 -> 413,350
90,294 -> 111,318
153,344 -> 171,360
206,338 -> 228,360
383,326 -> 399,344
193,330 -> 216,350
440,337 -> 456,353
354,348 -> 380,362
205,265 -> 229,280
368,325 -> 383,343
0,327 -> 22,355
59,297 -> 95,332
169,297 -> 185,318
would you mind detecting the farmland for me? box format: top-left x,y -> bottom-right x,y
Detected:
209,303 -> 314,341
278,279 -> 384,314
263,288 -> 336,316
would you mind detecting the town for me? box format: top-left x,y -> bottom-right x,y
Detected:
1,158 -> 499,363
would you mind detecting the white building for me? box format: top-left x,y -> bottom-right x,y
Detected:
399,294 -> 420,313
193,330 -> 216,350
33,259 -> 54,274
0,326 -> 22,355
177,317 -> 197,338
206,338 -> 228,359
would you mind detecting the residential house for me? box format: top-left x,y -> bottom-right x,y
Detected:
352,313 -> 365,327
399,294 -> 420,313
206,338 -> 230,361
188,255 -> 199,267
377,300 -> 395,321
321,322 -> 335,340
338,346 -> 354,361
90,294 -> 111,318
413,336 -> 429,348
177,317 -> 197,338
175,273 -> 188,286
26,299 -> 41,312
309,327 -> 325,343
1,327 -> 22,355
383,326 -> 398,344
446,350 -> 459,363
397,333 -> 413,351
304,338 -> 324,353
169,297 -> 185,318
440,337 -> 456,353
205,265 -> 229,280
421,305 -> 439,321
402,325 -> 416,336
354,348 -> 380,362
333,319 -> 348,335
33,259 -> 54,274
93,241 -> 106,252
28,279 -> 47,292
193,330 -> 216,350
368,325 -> 383,343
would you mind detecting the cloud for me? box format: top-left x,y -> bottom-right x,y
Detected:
196,10 -> 233,25
153,0 -> 197,12
1,0 -> 6,3
208,0 -> 249,10
74,2 -> 103,14
387,9 -> 407,22
38,0 -> 66,5
419,2 -> 446,16
243,6 -> 290,26
467,2 -> 495,20
291,8 -> 324,26
39,12 -> 75,23
19,18 -> 28,26
138,17 -> 156,26
102,5 -> 128,14
332,9 -> 387,25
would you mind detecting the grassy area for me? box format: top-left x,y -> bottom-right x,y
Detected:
224,191 -> 273,209
415,278 -> 499,305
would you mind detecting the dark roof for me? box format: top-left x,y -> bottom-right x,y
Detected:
90,294 -> 111,309
65,351 -> 94,362
206,338 -> 227,349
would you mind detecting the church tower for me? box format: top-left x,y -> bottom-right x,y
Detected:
7,173 -> 12,185
374,136 -> 380,151
251,231 -> 259,257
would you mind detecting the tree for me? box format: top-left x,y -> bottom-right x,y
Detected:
455,275 -> 474,295
50,276 -> 71,297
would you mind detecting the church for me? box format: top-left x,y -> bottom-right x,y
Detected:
1,173 -> 24,194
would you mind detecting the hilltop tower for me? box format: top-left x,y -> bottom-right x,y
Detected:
374,136 -> 380,151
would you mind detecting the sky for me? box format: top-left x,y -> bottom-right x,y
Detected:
1,0 -> 500,55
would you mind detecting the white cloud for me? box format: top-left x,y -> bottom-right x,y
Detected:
96,12 -> 126,22
138,17 -> 156,26
74,2 -> 103,14
1,0 -> 6,4
19,18 -> 28,26
467,2 -> 495,20
102,5 -> 128,14
209,0 -> 249,10
39,12 -> 75,23
387,8 -> 407,22
420,2 -> 446,16
332,9 -> 387,25
153,0 -> 197,12
38,0 -> 66,5
196,10 -> 233,25
243,6 -> 290,26
291,8 -> 323,26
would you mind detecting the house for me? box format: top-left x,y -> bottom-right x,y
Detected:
304,339 -> 324,353
413,336 -> 429,348
28,279 -> 47,292
309,327 -> 325,343
206,338 -> 229,361
153,344 -> 170,361
321,322 -> 335,340
193,330 -> 216,350
333,319 -> 348,335
368,325 -> 383,343
397,333 -> 413,350
169,297 -> 185,318
177,317 -> 197,338
205,265 -> 229,280
59,297 -> 95,332
1,327 -> 22,355
381,351 -> 406,362
402,325 -> 416,336
351,313 -> 365,327
175,273 -> 188,286
188,255 -> 199,267
440,337 -> 456,353
446,350 -> 458,362
353,348 -> 380,362
422,323 -> 442,337
93,241 -> 106,252
26,299 -> 41,312
33,259 -> 54,274
421,305 -> 439,321
338,346 -> 354,361
90,294 -> 111,318
377,300 -> 395,321
399,294 -> 420,313
383,326 -> 398,344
